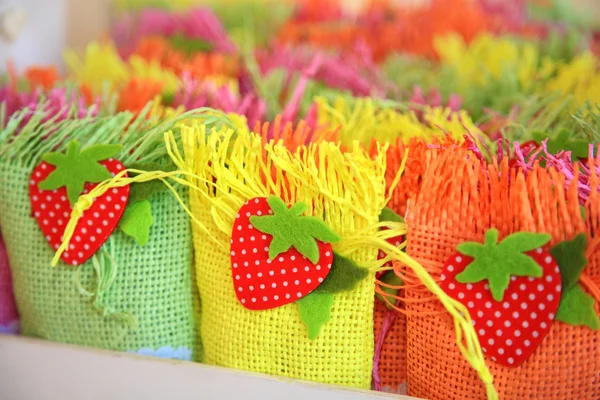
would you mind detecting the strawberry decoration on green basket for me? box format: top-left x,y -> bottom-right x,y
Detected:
231,196 -> 370,339
30,141 -> 130,266
441,229 -> 599,368
29,141 -> 158,266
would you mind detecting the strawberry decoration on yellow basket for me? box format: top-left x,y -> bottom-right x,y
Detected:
441,228 -> 599,367
231,195 -> 369,338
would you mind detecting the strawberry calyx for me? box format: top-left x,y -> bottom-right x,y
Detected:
379,207 -> 404,224
455,229 -> 551,301
39,141 -> 123,205
249,195 -> 341,263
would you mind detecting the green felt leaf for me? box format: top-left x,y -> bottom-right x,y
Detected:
80,143 -> 123,161
128,162 -> 176,203
456,229 -> 550,302
119,200 -> 154,246
315,252 -> 369,294
556,284 -> 600,330
296,291 -> 335,340
567,140 -> 590,159
379,207 -> 404,223
550,234 -> 588,292
534,129 -> 569,155
250,196 -> 341,263
39,141 -> 123,205
533,129 -> 589,159
376,270 -> 404,309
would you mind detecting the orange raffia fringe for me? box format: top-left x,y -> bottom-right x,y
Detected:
135,36 -> 239,79
371,135 -> 466,390
392,146 -> 600,399
24,66 -> 59,90
370,135 -> 466,216
279,0 -> 495,60
118,78 -> 164,113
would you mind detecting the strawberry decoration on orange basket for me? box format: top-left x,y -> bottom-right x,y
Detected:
30,141 -> 129,266
441,229 -> 599,367
231,196 -> 370,339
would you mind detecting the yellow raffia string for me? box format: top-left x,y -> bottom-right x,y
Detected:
51,168 -> 228,266
384,148 -> 408,207
338,228 -> 498,400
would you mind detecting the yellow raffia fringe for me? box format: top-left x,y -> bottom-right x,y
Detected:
149,95 -> 185,121
53,126 -> 496,398
543,52 -> 600,111
64,42 -> 182,95
165,124 -> 387,388
435,33 -> 544,92
315,96 -> 481,146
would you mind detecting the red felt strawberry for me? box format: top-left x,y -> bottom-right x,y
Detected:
520,140 -> 538,154
230,196 -> 341,310
29,141 -> 129,266
440,229 -> 562,367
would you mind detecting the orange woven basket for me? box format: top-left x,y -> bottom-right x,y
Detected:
402,147 -> 600,399
372,137 -> 465,391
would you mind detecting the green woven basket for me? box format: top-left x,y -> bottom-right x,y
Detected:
0,109 -> 200,360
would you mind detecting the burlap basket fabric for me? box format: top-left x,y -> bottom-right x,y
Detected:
0,112 -> 198,358
373,300 -> 406,392
371,137 -> 434,391
0,234 -> 18,333
403,147 -> 600,399
175,124 -> 389,388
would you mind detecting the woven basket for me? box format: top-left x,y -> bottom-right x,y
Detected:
0,234 -> 18,333
0,111 -> 199,359
403,147 -> 600,399
0,160 -> 197,357
176,125 -> 390,388
371,138 -> 434,391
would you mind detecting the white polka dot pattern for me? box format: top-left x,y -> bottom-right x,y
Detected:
29,159 -> 130,266
440,248 -> 562,367
230,197 -> 333,310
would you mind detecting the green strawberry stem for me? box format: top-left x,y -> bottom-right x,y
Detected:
39,141 -> 122,204
455,228 -> 551,302
250,196 -> 341,263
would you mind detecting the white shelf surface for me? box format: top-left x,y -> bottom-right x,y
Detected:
0,335 -> 416,400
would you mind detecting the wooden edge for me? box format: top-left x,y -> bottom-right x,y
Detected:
0,335 -> 418,400
65,0 -> 112,52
